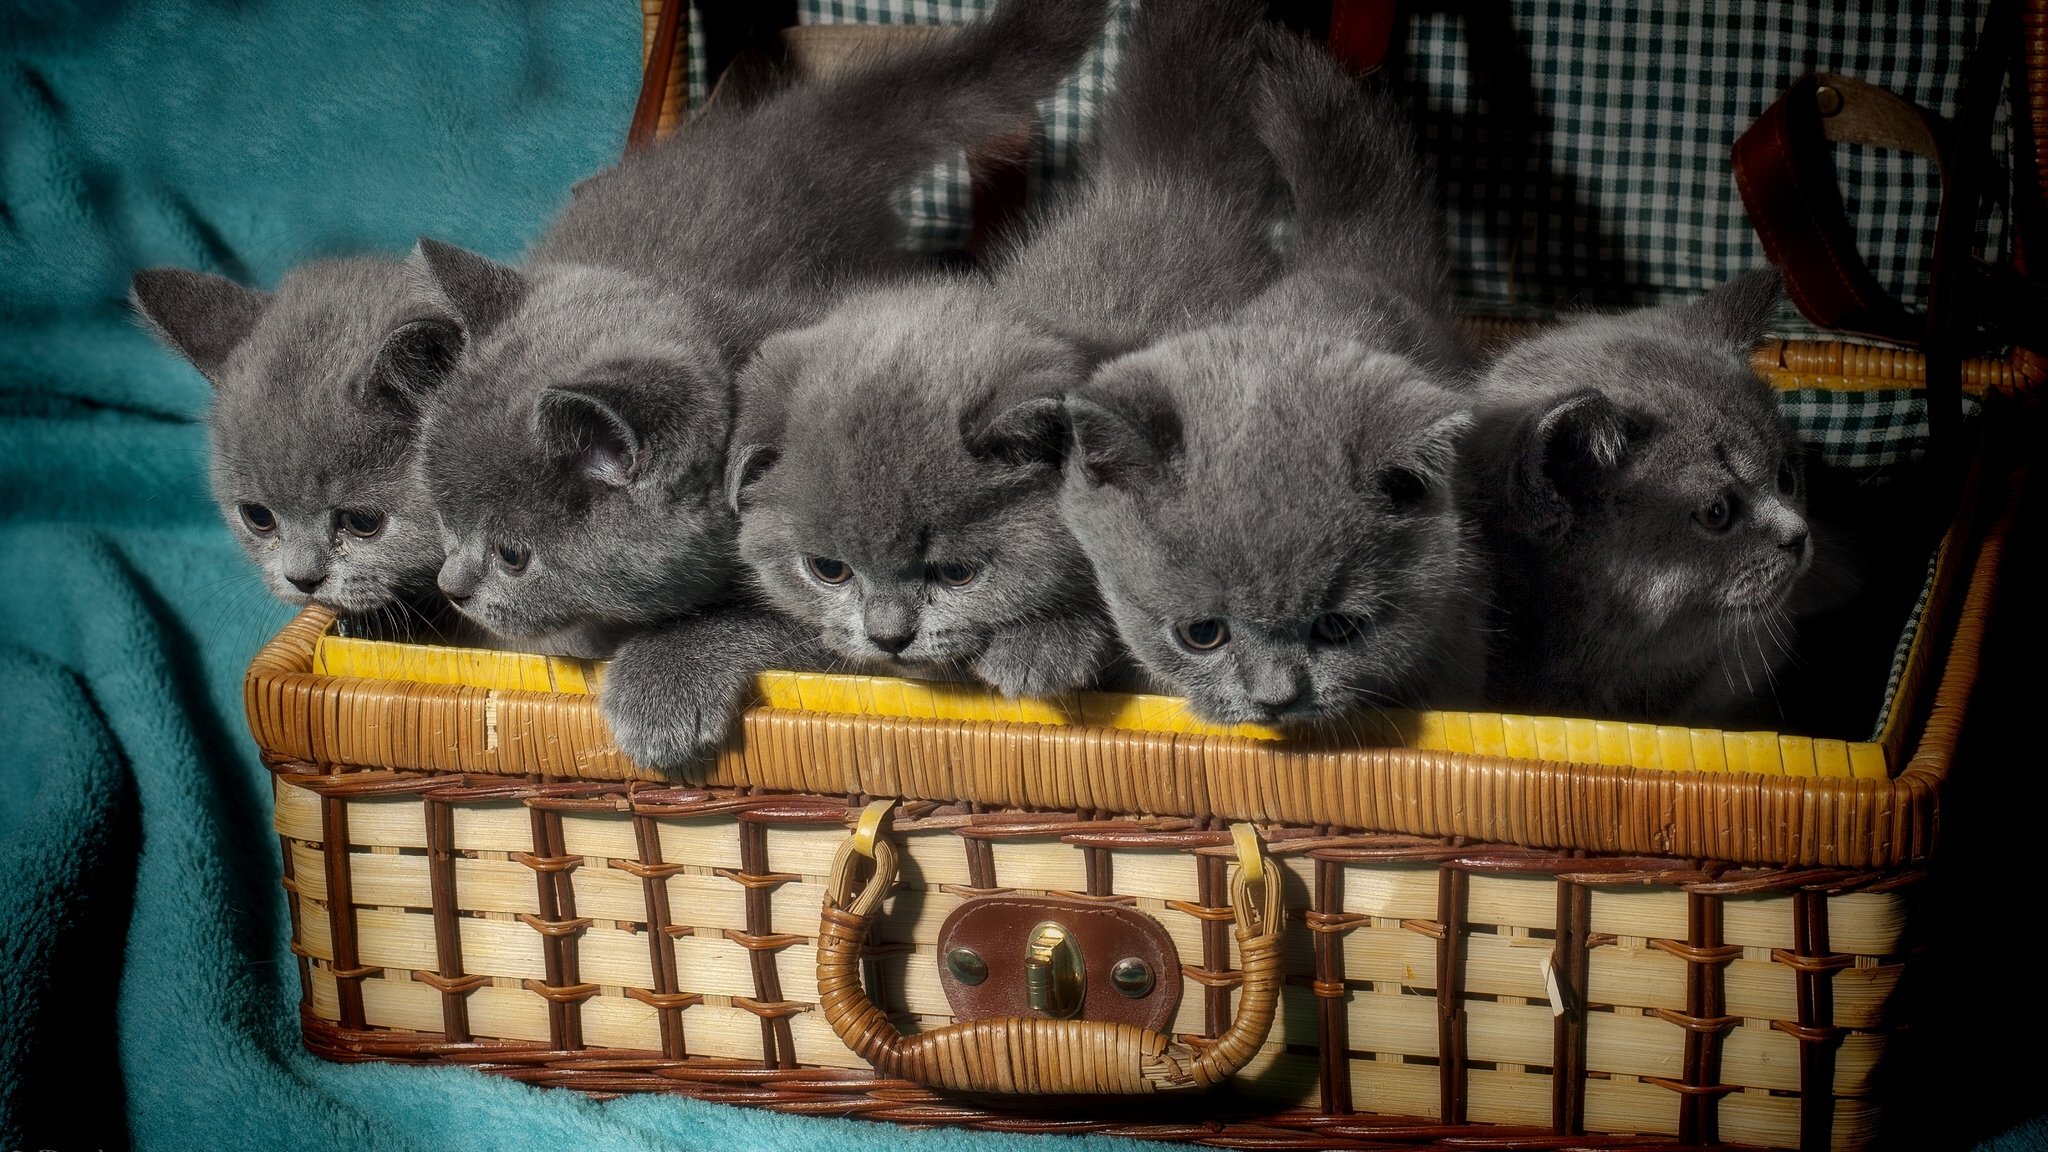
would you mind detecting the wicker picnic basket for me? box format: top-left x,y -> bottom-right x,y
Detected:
255,2 -> 2047,1150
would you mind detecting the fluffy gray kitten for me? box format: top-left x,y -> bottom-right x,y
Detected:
412,0 -> 1106,766
1465,268 -> 1809,724
130,258 -> 462,628
726,0 -> 1280,698
1061,27 -> 1486,728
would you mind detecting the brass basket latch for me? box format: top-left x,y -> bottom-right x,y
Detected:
826,809 -> 1281,1095
1024,921 -> 1085,1018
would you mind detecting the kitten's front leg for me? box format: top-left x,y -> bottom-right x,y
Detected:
972,612 -> 1118,699
601,608 -> 824,770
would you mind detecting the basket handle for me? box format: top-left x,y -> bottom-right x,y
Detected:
816,802 -> 1285,1095
1731,2 -> 2045,473
1732,73 -> 1952,347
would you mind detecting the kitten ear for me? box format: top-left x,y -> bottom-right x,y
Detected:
1678,267 -> 1784,351
724,442 -> 778,512
725,335 -> 805,511
407,239 -> 526,339
370,317 -> 464,410
1373,411 -> 1473,511
1065,385 -> 1182,487
535,384 -> 647,487
1526,389 -> 1641,514
128,268 -> 271,387
965,396 -> 1070,469
724,386 -> 785,514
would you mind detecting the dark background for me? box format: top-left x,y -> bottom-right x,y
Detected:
1883,412 -> 2048,1151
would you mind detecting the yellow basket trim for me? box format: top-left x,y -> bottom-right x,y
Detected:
1778,735 -> 1818,779
311,634 -> 1892,779
1812,738 -> 1853,780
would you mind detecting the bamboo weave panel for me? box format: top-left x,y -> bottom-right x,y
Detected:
277,776 -> 1907,1150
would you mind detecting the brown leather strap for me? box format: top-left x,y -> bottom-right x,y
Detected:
626,0 -> 689,150
1732,4 -> 2045,366
1734,2 -> 2041,509
1732,73 -> 1946,344
1924,0 -> 2029,465
1327,0 -> 1402,74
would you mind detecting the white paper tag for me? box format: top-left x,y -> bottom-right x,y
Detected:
1540,949 -> 1565,1017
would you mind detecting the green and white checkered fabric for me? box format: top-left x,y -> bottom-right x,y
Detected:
1780,390 -> 1981,473
1402,3 -> 2007,320
1871,548 -> 1942,741
684,1 -> 2005,324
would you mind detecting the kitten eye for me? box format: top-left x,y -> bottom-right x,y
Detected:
931,561 -> 979,587
1694,492 -> 1736,533
1175,618 -> 1230,651
807,557 -> 853,585
239,504 -> 277,535
1379,466 -> 1431,510
496,543 -> 531,574
1775,460 -> 1799,496
338,509 -> 385,539
1310,613 -> 1363,644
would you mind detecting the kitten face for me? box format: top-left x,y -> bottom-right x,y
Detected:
1064,325 -> 1480,725
415,254 -> 739,655
1482,325 -> 1811,644
733,288 -> 1101,684
1469,269 -> 1809,712
132,259 -> 460,614
1591,410 -> 1810,629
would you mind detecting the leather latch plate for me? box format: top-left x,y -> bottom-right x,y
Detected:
935,895 -> 1181,1031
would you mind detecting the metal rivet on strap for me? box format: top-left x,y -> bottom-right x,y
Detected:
1815,85 -> 1844,117
946,947 -> 988,985
1111,957 -> 1154,998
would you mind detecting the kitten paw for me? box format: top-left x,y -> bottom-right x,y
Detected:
972,617 -> 1114,699
599,635 -> 755,770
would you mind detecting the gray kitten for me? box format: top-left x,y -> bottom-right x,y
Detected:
130,258 -> 463,631
726,0 -> 1280,698
1061,27 -> 1486,728
412,0 -> 1106,766
1465,268 -> 1809,724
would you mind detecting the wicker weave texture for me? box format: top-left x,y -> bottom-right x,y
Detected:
256,466 -> 2023,1149
277,774 -> 1908,1149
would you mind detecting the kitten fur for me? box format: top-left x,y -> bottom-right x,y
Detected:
727,0 -> 1280,698
130,258 -> 464,630
413,0 -> 1107,767
1464,268 -> 1809,723
1061,27 -> 1485,728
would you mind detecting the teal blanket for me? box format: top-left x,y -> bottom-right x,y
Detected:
0,4 -> 1151,1149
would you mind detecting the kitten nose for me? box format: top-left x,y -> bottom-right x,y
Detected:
1253,687 -> 1306,717
864,600 -> 916,654
867,629 -> 915,655
1782,529 -> 1810,554
438,558 -> 480,603
1248,667 -> 1307,717
286,572 -> 325,594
